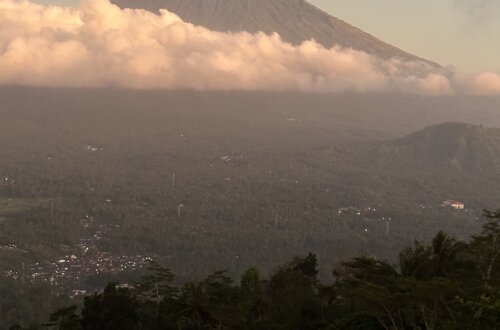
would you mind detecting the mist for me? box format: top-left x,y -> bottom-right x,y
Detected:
0,0 -> 499,95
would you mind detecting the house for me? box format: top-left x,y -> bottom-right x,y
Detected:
442,200 -> 465,210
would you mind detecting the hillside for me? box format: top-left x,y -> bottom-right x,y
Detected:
382,123 -> 500,174
112,0 -> 437,65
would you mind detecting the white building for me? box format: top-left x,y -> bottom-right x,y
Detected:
443,200 -> 465,210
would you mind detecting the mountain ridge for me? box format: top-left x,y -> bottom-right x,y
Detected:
382,122 -> 500,174
112,0 -> 439,66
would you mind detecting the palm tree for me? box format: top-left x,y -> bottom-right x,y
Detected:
177,282 -> 212,330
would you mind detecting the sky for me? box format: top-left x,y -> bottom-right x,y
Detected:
32,0 -> 500,74
309,0 -> 500,73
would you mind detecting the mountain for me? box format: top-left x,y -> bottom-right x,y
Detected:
112,0 -> 437,66
381,123 -> 500,174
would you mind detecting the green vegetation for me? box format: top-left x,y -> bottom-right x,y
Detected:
1,89 -> 497,278
0,280 -> 68,330
11,210 -> 500,329
1,88 -> 500,328
0,198 -> 52,216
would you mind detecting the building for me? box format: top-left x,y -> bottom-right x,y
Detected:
442,200 -> 465,210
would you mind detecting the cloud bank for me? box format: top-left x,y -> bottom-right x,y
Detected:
0,0 -> 498,95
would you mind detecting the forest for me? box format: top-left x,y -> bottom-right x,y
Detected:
8,209 -> 500,329
1,88 -> 500,327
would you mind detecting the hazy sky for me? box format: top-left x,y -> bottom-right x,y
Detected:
310,0 -> 500,73
29,0 -> 500,73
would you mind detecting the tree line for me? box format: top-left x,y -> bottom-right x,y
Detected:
9,210 -> 500,330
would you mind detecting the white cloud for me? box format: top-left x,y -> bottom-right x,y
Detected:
0,0 -> 497,95
464,72 -> 500,95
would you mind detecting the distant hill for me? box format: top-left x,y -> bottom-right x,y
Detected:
112,0 -> 438,66
381,123 -> 500,174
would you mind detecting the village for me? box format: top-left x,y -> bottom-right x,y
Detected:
2,215 -> 153,297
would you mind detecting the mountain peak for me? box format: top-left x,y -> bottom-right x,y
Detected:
112,0 -> 437,66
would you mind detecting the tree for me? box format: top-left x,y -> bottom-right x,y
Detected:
239,266 -> 263,326
400,231 -> 465,280
80,283 -> 139,330
468,210 -> 500,291
176,282 -> 212,330
135,261 -> 177,303
459,209 -> 500,328
42,306 -> 82,330
264,253 -> 323,329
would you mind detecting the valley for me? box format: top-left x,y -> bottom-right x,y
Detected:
1,89 -> 498,286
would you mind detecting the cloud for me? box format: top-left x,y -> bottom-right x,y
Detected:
464,72 -> 500,95
0,0 -> 496,95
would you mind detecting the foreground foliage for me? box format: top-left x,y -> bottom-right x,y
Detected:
10,210 -> 500,330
